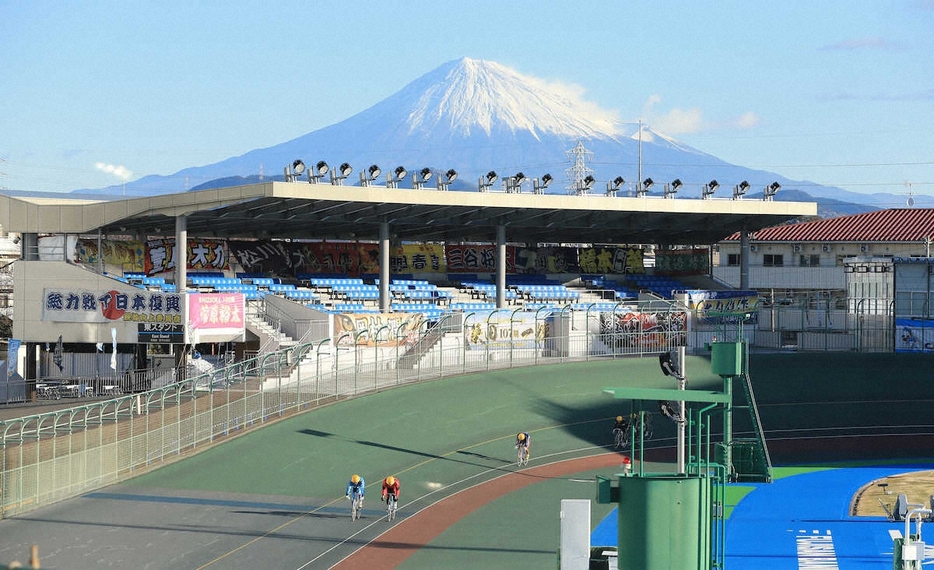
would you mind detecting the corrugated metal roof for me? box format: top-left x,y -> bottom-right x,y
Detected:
724,208 -> 934,242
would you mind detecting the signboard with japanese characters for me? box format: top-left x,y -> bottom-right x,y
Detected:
42,289 -> 183,324
188,293 -> 245,343
144,238 -> 229,276
138,323 -> 185,344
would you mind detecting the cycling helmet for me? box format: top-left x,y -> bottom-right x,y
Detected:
351,474 -> 360,484
386,476 -> 395,486
517,433 -> 526,441
616,415 -> 623,423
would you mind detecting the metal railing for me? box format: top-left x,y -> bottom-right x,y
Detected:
0,296 -> 910,518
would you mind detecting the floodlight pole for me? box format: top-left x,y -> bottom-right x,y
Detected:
677,345 -> 686,474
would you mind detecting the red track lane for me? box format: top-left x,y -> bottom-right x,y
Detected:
332,453 -> 625,570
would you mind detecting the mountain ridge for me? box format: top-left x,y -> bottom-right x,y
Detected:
72,57 -> 929,212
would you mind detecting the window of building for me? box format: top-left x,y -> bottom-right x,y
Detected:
799,254 -> 820,267
763,254 -> 784,267
727,253 -> 740,266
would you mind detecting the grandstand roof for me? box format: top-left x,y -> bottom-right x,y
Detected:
723,208 -> 934,243
0,182 -> 816,245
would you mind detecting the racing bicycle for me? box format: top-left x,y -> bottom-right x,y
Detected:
386,493 -> 397,522
517,444 -> 530,467
350,489 -> 363,521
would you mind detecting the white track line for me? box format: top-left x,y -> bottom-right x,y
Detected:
312,445 -> 612,570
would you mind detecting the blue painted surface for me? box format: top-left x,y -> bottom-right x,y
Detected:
591,465 -> 934,569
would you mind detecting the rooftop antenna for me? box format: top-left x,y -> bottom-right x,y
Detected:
565,140 -> 595,195
905,181 -> 915,207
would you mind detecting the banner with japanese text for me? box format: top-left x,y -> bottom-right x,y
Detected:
390,244 -> 446,274
598,309 -> 687,350
229,240 -> 292,275
445,244 -> 516,273
291,241 -> 381,276
895,318 -> 934,353
75,239 -> 145,272
655,248 -> 709,275
514,246 -> 579,274
333,312 -> 423,347
579,246 -> 645,275
42,288 -> 183,324
189,293 -> 245,342
144,238 -> 229,276
687,290 -> 760,323
463,311 -> 543,349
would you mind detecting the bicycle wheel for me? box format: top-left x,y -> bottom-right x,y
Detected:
387,495 -> 396,522
613,429 -> 625,449
351,495 -> 361,521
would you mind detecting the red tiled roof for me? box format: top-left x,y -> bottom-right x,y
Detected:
723,208 -> 934,242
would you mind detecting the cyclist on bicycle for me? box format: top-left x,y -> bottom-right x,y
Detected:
515,432 -> 531,456
346,474 -> 366,507
381,476 -> 400,503
612,415 -> 628,434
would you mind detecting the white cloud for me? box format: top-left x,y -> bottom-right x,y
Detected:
642,95 -> 760,135
735,111 -> 761,129
94,162 -> 133,181
653,107 -> 705,135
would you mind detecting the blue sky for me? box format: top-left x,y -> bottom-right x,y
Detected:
1,0 -> 932,198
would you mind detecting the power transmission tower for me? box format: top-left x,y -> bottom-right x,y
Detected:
565,140 -> 595,195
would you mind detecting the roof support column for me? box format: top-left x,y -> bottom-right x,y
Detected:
175,215 -> 189,346
740,222 -> 750,290
496,224 -> 506,309
379,221 -> 390,312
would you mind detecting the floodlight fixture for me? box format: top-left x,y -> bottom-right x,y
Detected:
284,159 -> 306,182
329,162 -> 353,185
479,170 -> 498,192
437,168 -> 458,191
764,181 -> 781,201
703,179 -> 719,199
533,173 -> 553,194
638,177 -> 654,197
359,164 -> 381,186
413,167 -> 433,189
606,176 -> 625,196
505,172 -> 526,193
580,175 -> 596,195
307,160 -> 329,184
658,352 -> 683,380
665,178 -> 682,199
733,180 -> 749,200
387,166 -> 407,188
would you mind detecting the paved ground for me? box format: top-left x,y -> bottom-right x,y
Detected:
2,354 -> 934,569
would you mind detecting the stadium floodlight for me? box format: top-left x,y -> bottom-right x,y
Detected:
764,181 -> 781,201
387,166 -> 407,188
330,162 -> 353,185
703,179 -> 719,199
360,164 -> 381,187
533,173 -> 553,194
638,177 -> 654,197
658,352 -> 683,380
665,178 -> 682,199
606,176 -> 625,197
437,168 -> 458,191
479,170 -> 498,192
308,160 -> 329,184
506,172 -> 526,193
578,174 -> 596,195
284,159 -> 306,182
413,167 -> 433,189
733,180 -> 750,200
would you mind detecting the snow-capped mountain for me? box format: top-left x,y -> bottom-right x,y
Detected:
77,57 -> 926,210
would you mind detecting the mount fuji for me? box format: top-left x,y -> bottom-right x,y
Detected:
80,57 -> 920,213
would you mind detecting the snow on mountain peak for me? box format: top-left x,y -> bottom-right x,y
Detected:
402,57 -> 622,140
